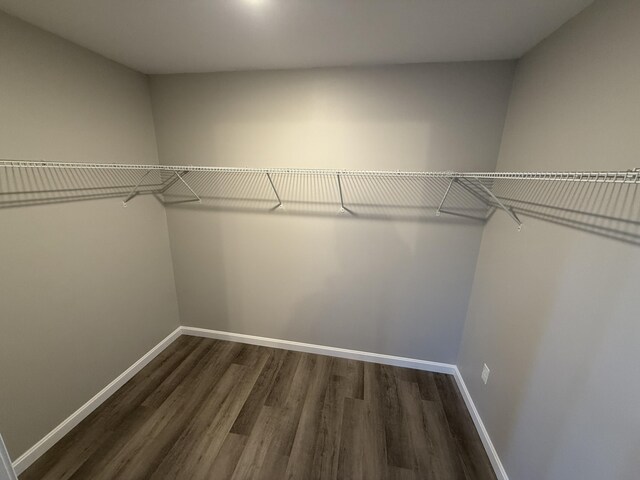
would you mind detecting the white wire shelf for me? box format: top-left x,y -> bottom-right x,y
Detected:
1,160 -> 638,183
1,160 -> 639,242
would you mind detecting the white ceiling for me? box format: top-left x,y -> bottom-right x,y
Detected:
0,0 -> 594,74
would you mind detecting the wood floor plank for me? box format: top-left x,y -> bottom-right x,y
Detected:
333,357 -> 364,400
396,379 -> 433,477
387,465 -> 418,480
309,368 -> 352,480
362,362 -> 389,480
231,352 -> 316,479
229,405 -> 287,480
66,406 -> 155,480
398,379 -> 466,480
232,343 -> 268,367
207,433 -> 249,479
277,353 -> 317,456
152,347 -> 270,479
19,335 -> 202,480
422,399 -> 468,479
21,337 -> 498,480
264,349 -> 302,407
379,364 -> 415,470
415,369 -> 442,402
108,335 -> 202,413
284,355 -> 333,479
336,397 -> 365,480
139,336 -> 214,409
435,374 -> 497,480
230,348 -> 287,435
89,340 -> 244,479
149,363 -> 247,479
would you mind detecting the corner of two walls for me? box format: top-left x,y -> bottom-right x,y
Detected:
147,62 -> 516,366
0,10 -> 180,459
1,6 -> 518,461
7,0 -> 639,475
457,0 -> 640,478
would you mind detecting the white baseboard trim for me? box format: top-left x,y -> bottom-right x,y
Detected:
180,326 -> 457,375
453,367 -> 509,480
11,327 -> 182,475
12,325 -> 507,480
0,435 -> 18,480
183,327 -> 507,477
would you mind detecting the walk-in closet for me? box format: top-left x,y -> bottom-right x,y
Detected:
1,1 -> 638,479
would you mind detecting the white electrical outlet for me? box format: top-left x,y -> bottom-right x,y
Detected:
481,364 -> 490,384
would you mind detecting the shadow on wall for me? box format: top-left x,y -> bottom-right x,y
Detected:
0,165 -> 490,222
487,219 -> 640,479
286,222 -> 426,357
474,218 -> 577,479
162,171 -> 494,226
182,209 -> 481,362
1,165 -> 639,244
490,176 -> 640,246
311,221 -> 482,361
0,164 -> 165,207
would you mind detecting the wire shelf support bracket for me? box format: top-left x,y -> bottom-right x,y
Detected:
473,176 -> 523,230
436,177 -> 456,217
337,173 -> 348,214
2,160 -> 639,234
435,175 -> 497,223
1,160 -> 638,184
162,171 -> 202,205
123,169 -> 154,207
266,172 -> 283,209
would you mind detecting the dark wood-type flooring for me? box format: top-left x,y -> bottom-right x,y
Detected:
22,336 -> 497,479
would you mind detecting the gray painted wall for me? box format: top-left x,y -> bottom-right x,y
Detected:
458,1 -> 640,479
149,63 -> 515,364
0,11 -> 179,458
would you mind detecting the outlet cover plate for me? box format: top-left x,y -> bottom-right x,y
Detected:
482,364 -> 490,384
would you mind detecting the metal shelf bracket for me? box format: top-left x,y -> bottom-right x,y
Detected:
337,174 -> 347,213
123,169 -> 153,207
3,161 -> 637,230
473,177 -> 523,231
266,172 -> 283,209
163,171 -> 201,204
436,177 -> 456,216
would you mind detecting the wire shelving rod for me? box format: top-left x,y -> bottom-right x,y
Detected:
2,160 -> 639,231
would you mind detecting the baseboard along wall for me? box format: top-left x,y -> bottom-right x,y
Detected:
10,326 -> 508,479
180,326 -> 456,374
10,327 -> 182,475
452,367 -> 509,480
0,435 -> 18,480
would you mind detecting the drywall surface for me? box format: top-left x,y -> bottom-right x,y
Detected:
150,62 -> 515,364
0,11 -> 179,458
458,1 -> 640,479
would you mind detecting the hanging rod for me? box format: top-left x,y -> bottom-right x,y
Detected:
1,160 -> 638,183
2,160 -> 639,232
